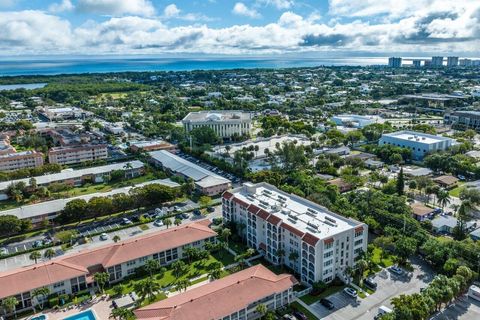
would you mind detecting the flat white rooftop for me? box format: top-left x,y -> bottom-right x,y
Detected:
382,131 -> 451,144
232,183 -> 361,238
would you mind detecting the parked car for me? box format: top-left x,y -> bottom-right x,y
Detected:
121,218 -> 132,225
193,209 -> 202,216
364,278 -> 377,290
320,298 -> 335,310
206,206 -> 215,213
173,205 -> 181,212
292,311 -> 307,320
389,266 -> 404,275
181,213 -> 190,219
100,233 -> 109,241
343,287 -> 358,298
0,247 -> 8,256
32,240 -> 43,248
282,314 -> 296,320
153,219 -> 164,227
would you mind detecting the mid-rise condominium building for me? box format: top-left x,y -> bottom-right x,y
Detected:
444,111 -> 480,131
388,57 -> 402,68
447,56 -> 459,67
223,182 -> 368,285
379,130 -> 455,160
48,144 -> 108,165
135,264 -> 297,320
0,150 -> 44,171
0,221 -> 216,314
431,56 -> 444,67
182,110 -> 252,139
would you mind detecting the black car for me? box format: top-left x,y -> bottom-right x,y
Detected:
364,278 -> 377,290
206,206 -> 215,213
193,209 -> 202,216
293,311 -> 307,320
320,298 -> 335,310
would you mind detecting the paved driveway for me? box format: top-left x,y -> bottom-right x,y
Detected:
311,259 -> 434,320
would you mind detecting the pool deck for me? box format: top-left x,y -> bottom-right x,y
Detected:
22,298 -> 112,320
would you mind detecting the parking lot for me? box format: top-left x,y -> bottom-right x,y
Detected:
431,296 -> 480,320
0,204 -> 222,272
309,259 -> 435,320
176,152 -> 241,184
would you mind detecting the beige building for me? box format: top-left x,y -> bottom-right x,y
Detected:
48,144 -> 108,165
182,110 -> 252,139
0,150 -> 44,171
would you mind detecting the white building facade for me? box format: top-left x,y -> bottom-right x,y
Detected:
182,111 -> 252,138
379,130 -> 454,160
223,182 -> 368,285
48,144 -> 108,165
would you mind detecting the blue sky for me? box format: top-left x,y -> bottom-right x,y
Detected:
0,0 -> 479,56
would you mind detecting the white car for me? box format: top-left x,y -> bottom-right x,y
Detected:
0,248 -> 8,256
343,287 -> 358,298
153,219 -> 164,227
100,233 -> 109,241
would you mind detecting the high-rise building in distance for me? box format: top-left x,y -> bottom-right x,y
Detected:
388,57 -> 402,68
412,60 -> 422,68
431,56 -> 444,67
447,56 -> 459,67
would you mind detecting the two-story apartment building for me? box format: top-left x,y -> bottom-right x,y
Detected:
0,150 -> 44,171
48,144 -> 108,165
0,221 -> 216,313
135,264 -> 297,320
222,182 -> 368,285
182,110 -> 252,139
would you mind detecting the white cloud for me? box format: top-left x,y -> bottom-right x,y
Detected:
0,2 -> 479,56
163,4 -> 180,18
49,0 -> 74,13
76,0 -> 155,17
257,0 -> 294,10
232,2 -> 261,19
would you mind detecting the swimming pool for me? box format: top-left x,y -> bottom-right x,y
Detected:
63,310 -> 97,320
31,315 -> 47,320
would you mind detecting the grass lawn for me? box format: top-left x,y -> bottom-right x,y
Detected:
449,183 -> 464,197
290,301 -> 319,320
371,247 -> 395,268
299,284 -> 346,305
228,239 -> 251,255
106,251 -> 235,302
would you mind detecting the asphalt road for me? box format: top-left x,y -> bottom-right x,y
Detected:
0,205 -> 222,272
310,258 -> 435,320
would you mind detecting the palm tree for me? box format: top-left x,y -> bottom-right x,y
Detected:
174,279 -> 190,292
113,235 -> 121,243
276,248 -> 285,265
110,307 -> 134,320
93,272 -> 110,294
29,251 -> 41,264
255,303 -> 268,317
174,218 -> 182,227
208,267 -> 222,281
144,259 -> 160,278
437,190 -> 451,211
355,259 -> 369,285
171,260 -> 187,278
235,255 -> 247,270
163,218 -> 172,229
288,251 -> 299,274
1,296 -> 18,318
221,228 -> 231,246
134,279 -> 160,301
43,248 -> 55,260
32,287 -> 50,310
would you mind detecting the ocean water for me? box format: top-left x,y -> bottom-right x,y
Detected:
0,83 -> 47,90
0,56 -> 388,76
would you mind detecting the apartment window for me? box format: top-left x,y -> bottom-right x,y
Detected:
53,281 -> 64,288
126,260 -> 136,266
127,269 -> 136,275
324,259 -> 333,267
354,239 -> 363,247
324,242 -> 333,250
324,251 -> 333,259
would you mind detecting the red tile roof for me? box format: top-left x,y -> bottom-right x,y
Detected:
247,204 -> 261,214
266,214 -> 282,225
0,221 -> 216,299
222,191 -> 234,200
135,265 -> 298,320
232,197 -> 249,208
280,222 -> 304,238
323,238 -> 334,245
302,233 -> 320,246
355,226 -> 364,233
256,209 -> 270,220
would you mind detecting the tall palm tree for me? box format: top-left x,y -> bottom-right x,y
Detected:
1,296 -> 18,318
288,251 -> 299,274
93,272 -> 110,294
29,251 -> 41,264
134,279 -> 160,301
437,190 -> 451,210
144,259 -> 160,278
255,304 -> 268,317
174,279 -> 190,292
356,259 -> 369,285
208,267 -> 222,281
163,218 -> 172,229
221,228 -> 231,246
110,307 -> 134,320
32,287 -> 50,310
43,248 -> 55,260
